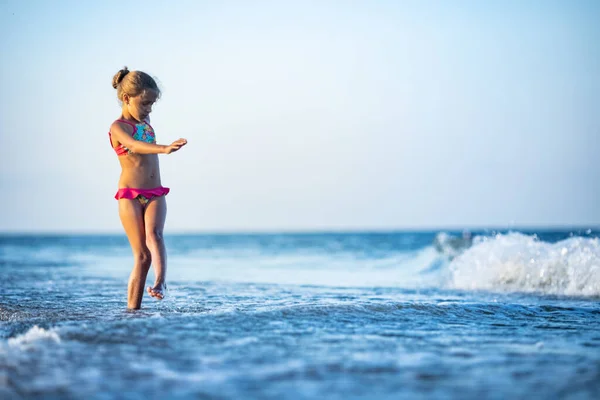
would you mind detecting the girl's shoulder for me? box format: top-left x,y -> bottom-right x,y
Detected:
112,118 -> 139,130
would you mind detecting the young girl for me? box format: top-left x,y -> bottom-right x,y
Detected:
109,67 -> 187,309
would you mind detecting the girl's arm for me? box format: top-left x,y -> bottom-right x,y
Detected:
110,121 -> 186,154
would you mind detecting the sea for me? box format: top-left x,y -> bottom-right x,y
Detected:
1,229 -> 599,399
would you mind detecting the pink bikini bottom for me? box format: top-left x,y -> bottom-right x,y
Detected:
115,186 -> 170,206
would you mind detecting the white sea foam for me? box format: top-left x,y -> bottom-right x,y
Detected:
447,233 -> 600,297
160,233 -> 600,297
7,325 -> 61,348
167,247 -> 440,288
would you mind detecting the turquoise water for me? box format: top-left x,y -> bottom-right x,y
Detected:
1,230 -> 599,399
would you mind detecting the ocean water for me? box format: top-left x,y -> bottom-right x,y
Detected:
1,230 -> 599,399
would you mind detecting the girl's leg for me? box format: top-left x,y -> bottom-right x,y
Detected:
144,196 -> 168,299
119,199 -> 151,309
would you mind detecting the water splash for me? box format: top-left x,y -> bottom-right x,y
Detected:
447,233 -> 600,297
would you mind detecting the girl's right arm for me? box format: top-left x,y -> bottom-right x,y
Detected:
110,121 -> 187,155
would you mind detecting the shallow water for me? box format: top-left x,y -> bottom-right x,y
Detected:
1,230 -> 599,399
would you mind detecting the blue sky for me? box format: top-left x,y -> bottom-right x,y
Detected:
0,0 -> 599,232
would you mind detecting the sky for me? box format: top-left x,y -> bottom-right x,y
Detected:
0,0 -> 599,233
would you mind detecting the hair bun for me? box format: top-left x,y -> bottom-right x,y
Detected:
112,67 -> 130,89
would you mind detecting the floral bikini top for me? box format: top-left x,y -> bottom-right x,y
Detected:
109,119 -> 156,156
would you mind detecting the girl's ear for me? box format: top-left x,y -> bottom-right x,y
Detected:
123,94 -> 130,105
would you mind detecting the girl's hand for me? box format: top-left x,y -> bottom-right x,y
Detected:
164,138 -> 187,154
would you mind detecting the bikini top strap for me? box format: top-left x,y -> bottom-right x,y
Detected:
115,119 -> 138,130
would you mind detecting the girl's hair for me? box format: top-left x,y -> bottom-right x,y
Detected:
112,66 -> 161,101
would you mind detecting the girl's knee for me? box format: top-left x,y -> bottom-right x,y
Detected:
146,228 -> 164,247
134,248 -> 152,266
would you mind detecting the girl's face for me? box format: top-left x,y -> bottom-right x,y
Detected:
125,90 -> 159,122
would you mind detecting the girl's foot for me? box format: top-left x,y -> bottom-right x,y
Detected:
147,282 -> 167,300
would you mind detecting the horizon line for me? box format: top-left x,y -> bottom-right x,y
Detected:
0,224 -> 598,236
